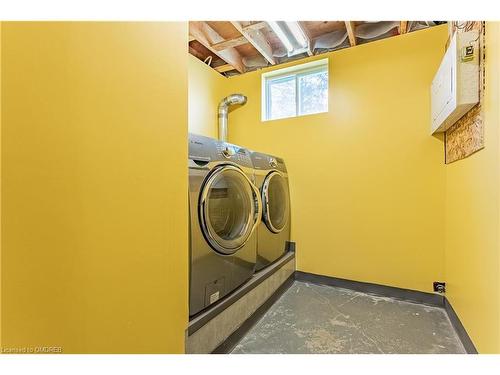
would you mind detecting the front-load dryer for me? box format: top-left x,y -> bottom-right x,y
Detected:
188,133 -> 261,317
251,152 -> 291,271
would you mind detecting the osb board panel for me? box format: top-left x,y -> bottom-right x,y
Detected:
445,104 -> 484,162
445,22 -> 485,164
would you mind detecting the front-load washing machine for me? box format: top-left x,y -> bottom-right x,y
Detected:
251,152 -> 291,271
188,133 -> 261,317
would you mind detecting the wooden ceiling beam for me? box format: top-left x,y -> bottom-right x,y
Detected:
242,21 -> 267,32
399,21 -> 409,34
345,21 -> 357,46
215,64 -> 235,73
211,35 -> 248,51
231,21 -> 276,65
189,21 -> 245,73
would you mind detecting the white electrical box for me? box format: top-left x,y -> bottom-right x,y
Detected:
430,31 -> 479,134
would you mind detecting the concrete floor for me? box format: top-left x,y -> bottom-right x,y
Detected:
231,281 -> 465,354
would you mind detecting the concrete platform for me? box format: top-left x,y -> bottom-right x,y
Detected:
231,281 -> 466,354
186,254 -> 295,353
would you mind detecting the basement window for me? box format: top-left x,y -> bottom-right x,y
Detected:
262,58 -> 328,121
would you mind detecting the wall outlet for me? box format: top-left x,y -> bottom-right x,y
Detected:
433,281 -> 446,293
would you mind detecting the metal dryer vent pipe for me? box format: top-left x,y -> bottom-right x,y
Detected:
218,94 -> 247,142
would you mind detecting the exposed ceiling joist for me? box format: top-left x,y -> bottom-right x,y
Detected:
211,35 -> 248,51
188,21 -> 443,75
231,21 -> 276,65
345,21 -> 357,46
189,21 -> 246,73
215,64 -> 235,73
242,21 -> 267,32
400,21 -> 409,34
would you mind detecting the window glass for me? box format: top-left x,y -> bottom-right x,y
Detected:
269,76 -> 296,120
207,169 -> 253,243
263,59 -> 328,121
299,70 -> 328,116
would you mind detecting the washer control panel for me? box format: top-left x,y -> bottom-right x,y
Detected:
216,143 -> 252,166
220,145 -> 236,159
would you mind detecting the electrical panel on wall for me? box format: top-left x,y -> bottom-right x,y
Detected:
430,31 -> 479,134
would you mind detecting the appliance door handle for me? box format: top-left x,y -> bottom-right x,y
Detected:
250,181 -> 263,231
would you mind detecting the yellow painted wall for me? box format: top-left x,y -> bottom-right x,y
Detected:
188,54 -> 229,138
0,22 -> 3,351
224,25 -> 449,293
444,22 -> 500,353
1,22 -> 188,353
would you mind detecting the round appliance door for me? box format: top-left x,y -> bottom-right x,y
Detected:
262,171 -> 290,233
199,165 -> 261,255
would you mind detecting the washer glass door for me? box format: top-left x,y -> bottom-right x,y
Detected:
262,171 -> 290,233
200,165 -> 258,255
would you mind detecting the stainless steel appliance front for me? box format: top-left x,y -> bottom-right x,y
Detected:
251,152 -> 291,271
189,133 -> 260,316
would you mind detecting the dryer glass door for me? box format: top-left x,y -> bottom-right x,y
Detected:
200,165 -> 259,255
262,171 -> 290,233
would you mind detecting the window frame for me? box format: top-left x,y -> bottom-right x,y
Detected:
262,58 -> 329,122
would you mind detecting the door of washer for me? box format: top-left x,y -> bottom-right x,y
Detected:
190,163 -> 261,316
199,164 -> 261,255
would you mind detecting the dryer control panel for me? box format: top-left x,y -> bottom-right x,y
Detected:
251,152 -> 287,172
